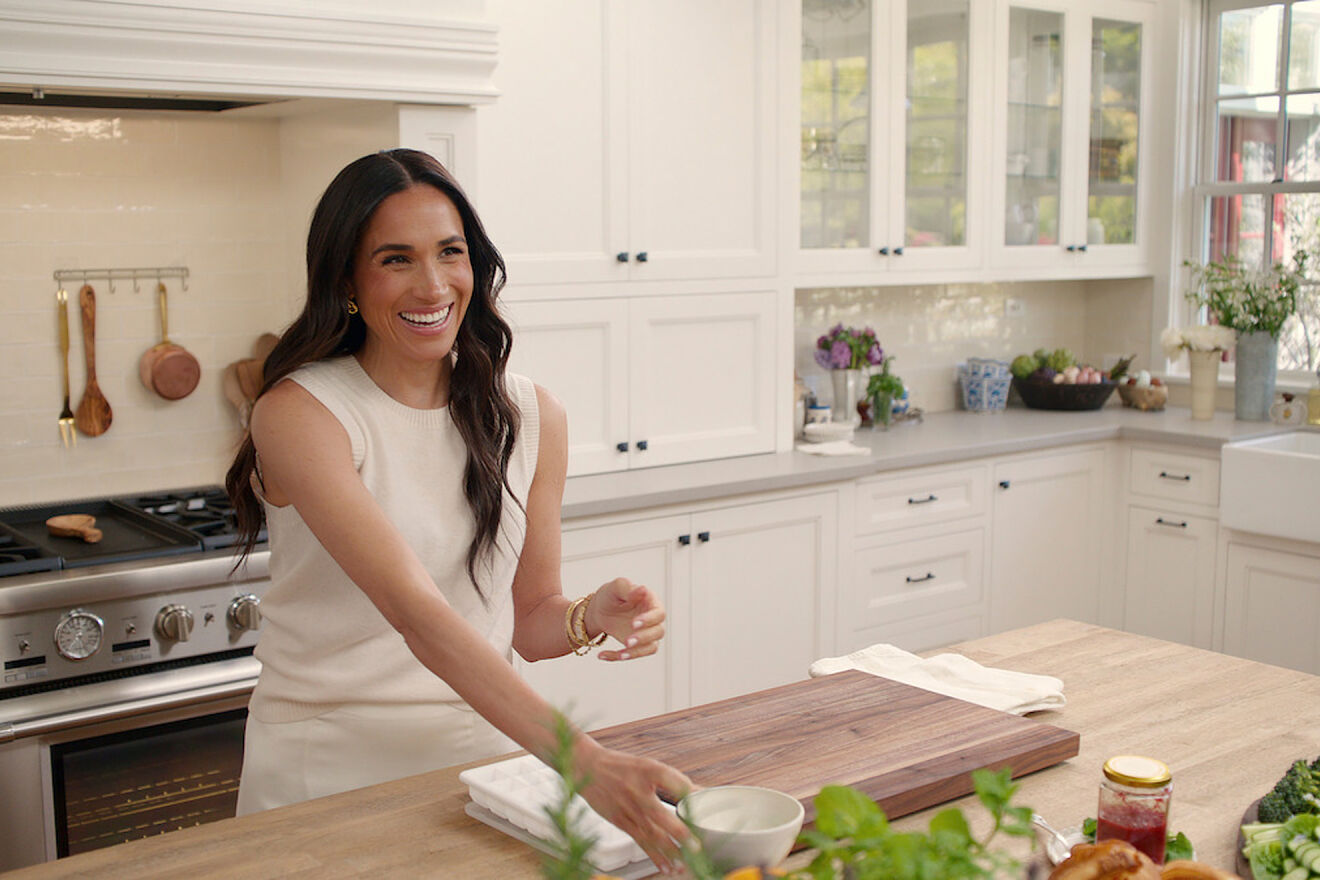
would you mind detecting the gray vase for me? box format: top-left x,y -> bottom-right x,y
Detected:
1234,330 -> 1278,421
830,368 -> 864,425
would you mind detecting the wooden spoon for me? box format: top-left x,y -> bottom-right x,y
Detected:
73,284 -> 113,436
46,514 -> 103,543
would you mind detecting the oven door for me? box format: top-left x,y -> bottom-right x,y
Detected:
0,656 -> 257,871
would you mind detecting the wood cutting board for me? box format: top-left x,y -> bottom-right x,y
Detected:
592,670 -> 1079,825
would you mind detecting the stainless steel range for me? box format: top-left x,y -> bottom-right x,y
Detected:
0,486 -> 269,871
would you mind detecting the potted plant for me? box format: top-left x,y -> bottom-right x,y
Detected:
864,356 -> 905,429
1183,250 -> 1311,420
1159,325 -> 1236,420
813,325 -> 886,425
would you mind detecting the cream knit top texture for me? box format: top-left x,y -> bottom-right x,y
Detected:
248,356 -> 539,723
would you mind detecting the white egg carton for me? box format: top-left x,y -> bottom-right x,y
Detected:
459,752 -> 655,874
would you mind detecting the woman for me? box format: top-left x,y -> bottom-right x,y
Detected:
225,148 -> 690,871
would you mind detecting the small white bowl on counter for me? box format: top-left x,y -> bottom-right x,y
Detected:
678,785 -> 805,871
802,421 -> 855,443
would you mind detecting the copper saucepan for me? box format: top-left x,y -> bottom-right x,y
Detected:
139,281 -> 200,400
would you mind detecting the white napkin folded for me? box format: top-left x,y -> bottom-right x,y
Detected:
795,441 -> 871,456
808,642 -> 1065,715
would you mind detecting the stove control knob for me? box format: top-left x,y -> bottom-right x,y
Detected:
155,604 -> 195,644
227,594 -> 262,633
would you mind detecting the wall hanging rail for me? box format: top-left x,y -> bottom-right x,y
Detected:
53,266 -> 189,294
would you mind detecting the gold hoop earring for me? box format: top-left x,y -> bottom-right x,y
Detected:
345,298 -> 359,316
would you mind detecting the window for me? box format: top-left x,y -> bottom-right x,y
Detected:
1195,0 -> 1320,375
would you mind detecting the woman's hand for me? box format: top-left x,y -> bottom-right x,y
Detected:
576,739 -> 692,875
585,578 -> 666,662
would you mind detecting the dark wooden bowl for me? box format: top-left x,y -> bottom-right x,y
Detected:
1012,377 -> 1118,411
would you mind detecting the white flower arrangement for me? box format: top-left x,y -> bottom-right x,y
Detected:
1161,325 -> 1236,359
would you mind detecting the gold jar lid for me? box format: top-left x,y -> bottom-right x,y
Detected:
1103,755 -> 1171,787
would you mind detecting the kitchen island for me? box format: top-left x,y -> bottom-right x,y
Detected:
5,619 -> 1315,879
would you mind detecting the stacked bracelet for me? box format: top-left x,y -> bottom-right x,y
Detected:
565,590 -> 608,655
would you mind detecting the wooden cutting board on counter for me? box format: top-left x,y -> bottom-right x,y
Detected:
592,670 -> 1079,825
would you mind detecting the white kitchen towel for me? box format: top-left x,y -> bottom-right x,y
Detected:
795,441 -> 871,456
808,643 -> 1065,715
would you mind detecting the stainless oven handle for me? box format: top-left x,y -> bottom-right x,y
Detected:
0,676 -> 256,743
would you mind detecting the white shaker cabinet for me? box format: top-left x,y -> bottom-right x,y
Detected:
989,0 -> 1155,277
478,0 -> 777,286
521,487 -> 838,723
1119,445 -> 1221,648
1122,508 -> 1218,648
1222,538 -> 1320,676
505,292 -> 777,477
516,514 -> 690,731
987,446 -> 1107,634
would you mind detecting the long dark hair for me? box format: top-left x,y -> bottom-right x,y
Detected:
225,149 -> 519,598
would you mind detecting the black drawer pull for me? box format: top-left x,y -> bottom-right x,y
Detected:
907,494 -> 938,505
636,439 -> 648,451
616,441 -> 629,453
1158,471 -> 1191,481
616,252 -> 630,262
635,251 -> 649,262
905,572 -> 936,584
1155,517 -> 1188,529
998,480 -> 1011,489
697,531 -> 711,543
678,534 -> 691,546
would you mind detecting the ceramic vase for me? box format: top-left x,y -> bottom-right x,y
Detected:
1186,349 -> 1220,421
1234,330 -> 1279,421
830,368 -> 864,425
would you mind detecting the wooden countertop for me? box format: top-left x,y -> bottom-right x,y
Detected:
8,620 -> 1319,879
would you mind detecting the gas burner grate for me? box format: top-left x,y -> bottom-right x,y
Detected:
0,527 -> 62,577
117,486 -> 263,550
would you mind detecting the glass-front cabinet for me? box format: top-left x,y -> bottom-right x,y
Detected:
797,0 -> 1157,282
990,0 -> 1154,274
799,0 -> 991,279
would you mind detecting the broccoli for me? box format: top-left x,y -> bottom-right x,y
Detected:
1257,759 -> 1320,823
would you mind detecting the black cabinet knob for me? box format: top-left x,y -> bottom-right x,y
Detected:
878,246 -> 890,255
635,251 -> 649,262
894,246 -> 904,255
636,440 -> 648,451
697,531 -> 711,543
616,441 -> 629,453
616,252 -> 630,262
998,479 -> 1011,489
1079,244 -> 1088,252
1066,244 -> 1077,252
678,534 -> 691,546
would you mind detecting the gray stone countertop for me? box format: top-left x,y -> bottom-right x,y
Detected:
561,405 -> 1300,520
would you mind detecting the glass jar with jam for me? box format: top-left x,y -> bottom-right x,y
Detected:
1096,755 -> 1172,863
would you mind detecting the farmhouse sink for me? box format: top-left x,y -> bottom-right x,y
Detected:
1220,430 -> 1320,544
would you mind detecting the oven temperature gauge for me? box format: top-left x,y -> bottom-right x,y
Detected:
54,609 -> 105,661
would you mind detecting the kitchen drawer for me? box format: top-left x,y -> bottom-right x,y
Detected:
839,611 -> 983,656
849,528 -> 984,629
1128,448 -> 1220,508
854,464 -> 988,535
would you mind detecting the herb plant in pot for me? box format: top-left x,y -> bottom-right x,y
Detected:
1184,250 -> 1310,421
864,356 -> 905,429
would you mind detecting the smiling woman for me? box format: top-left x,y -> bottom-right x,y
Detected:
219,149 -> 694,873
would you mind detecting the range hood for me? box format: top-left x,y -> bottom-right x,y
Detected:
0,0 -> 499,109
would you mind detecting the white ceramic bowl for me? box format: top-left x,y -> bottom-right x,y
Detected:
678,785 -> 804,871
803,421 -> 854,443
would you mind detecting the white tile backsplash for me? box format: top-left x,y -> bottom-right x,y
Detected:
0,108 -> 301,507
796,279 -> 1153,414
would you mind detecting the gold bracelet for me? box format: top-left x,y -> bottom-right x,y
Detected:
565,595 -> 591,655
565,590 -> 607,655
574,589 -> 607,649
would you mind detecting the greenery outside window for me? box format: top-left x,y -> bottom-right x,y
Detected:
1194,0 -> 1320,376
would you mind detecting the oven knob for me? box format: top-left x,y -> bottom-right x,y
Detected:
154,605 -> 195,643
227,594 -> 262,632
